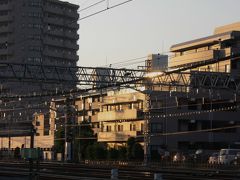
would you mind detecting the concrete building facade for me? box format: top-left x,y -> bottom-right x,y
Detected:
0,0 -> 79,93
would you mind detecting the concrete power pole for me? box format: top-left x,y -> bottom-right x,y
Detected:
144,93 -> 151,165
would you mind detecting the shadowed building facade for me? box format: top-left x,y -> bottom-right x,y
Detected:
0,0 -> 79,94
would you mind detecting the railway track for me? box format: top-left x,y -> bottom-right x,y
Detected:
0,161 -> 238,180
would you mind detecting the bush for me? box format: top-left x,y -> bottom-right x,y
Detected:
132,143 -> 144,160
108,148 -> 119,160
86,143 -> 107,160
118,146 -> 127,160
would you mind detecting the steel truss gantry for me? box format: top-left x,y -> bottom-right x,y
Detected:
148,71 -> 240,92
0,63 -> 145,86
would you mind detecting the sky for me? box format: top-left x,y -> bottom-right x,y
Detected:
68,0 -> 240,68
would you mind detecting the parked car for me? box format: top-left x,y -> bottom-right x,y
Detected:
233,152 -> 240,165
172,152 -> 186,163
194,149 -> 209,163
219,149 -> 240,165
208,152 -> 219,164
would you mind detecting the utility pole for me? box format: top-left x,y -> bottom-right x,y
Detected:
64,97 -> 70,162
64,97 -> 76,162
7,114 -> 11,159
29,124 -> 36,180
144,92 -> 151,165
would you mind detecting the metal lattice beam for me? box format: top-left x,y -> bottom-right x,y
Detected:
0,63 -> 146,86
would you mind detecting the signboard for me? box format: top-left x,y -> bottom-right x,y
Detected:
21,148 -> 41,159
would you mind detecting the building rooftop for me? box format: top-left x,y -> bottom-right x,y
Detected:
48,0 -> 79,8
171,22 -> 240,52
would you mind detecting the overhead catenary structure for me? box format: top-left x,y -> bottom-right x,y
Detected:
1,6 -> 240,162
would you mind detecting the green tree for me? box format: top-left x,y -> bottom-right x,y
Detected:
75,121 -> 96,161
127,137 -> 136,160
54,127 -> 65,154
85,144 -> 95,160
14,147 -> 20,159
132,143 -> 144,160
108,148 -> 119,160
118,146 -> 127,160
86,143 -> 107,160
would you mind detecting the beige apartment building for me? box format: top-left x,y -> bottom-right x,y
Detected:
0,112 -> 54,160
149,22 -> 240,152
75,89 -> 146,148
169,22 -> 240,74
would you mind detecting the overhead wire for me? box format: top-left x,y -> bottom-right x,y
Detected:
79,0 -> 106,12
79,0 -> 134,21
9,0 -> 135,53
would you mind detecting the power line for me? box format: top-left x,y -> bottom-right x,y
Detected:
79,0 -> 106,12
11,0 -> 134,54
80,0 -> 134,21
152,124 -> 240,136
103,55 -> 147,67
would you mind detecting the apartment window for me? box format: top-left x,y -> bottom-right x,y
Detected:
29,46 -> 42,52
117,125 -> 123,132
28,23 -> 42,29
27,57 -> 42,63
0,22 -> 8,28
225,64 -> 230,73
0,43 -> 7,49
151,123 -> 162,133
188,121 -> 197,131
0,0 -> 8,5
130,124 -> 136,131
231,61 -> 237,69
0,10 -> 8,16
28,1 -> 42,7
188,100 -> 198,110
44,130 -> 49,136
27,12 -> 42,18
0,55 -> 7,60
106,125 -> 111,132
141,123 -> 144,132
28,35 -> 41,40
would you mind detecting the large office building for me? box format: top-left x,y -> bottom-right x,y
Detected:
0,0 -> 79,93
0,0 -> 79,151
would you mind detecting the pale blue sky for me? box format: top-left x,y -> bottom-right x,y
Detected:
68,0 -> 240,68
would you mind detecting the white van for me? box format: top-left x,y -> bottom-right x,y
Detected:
219,149 -> 240,164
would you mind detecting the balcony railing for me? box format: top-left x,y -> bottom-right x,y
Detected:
98,131 -> 142,142
97,109 -> 143,122
169,49 -> 224,68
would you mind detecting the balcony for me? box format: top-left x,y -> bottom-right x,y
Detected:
66,22 -> 79,29
91,102 -> 100,110
45,28 -> 64,37
169,49 -> 223,67
0,26 -> 13,33
44,38 -> 63,47
64,41 -> 79,50
98,131 -> 141,142
0,16 -> 13,22
63,53 -> 78,60
64,10 -> 79,18
64,31 -> 79,40
44,6 -> 64,15
97,109 -> 143,122
91,115 -> 98,122
0,4 -> 13,11
0,48 -> 13,55
43,49 -> 64,58
44,17 -> 66,26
